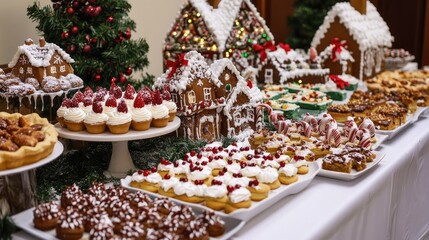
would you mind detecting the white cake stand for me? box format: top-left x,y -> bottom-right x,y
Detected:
55,117 -> 181,178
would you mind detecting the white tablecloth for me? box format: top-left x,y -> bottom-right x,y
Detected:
234,114 -> 429,240
12,115 -> 429,240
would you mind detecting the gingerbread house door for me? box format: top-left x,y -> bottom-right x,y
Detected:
199,115 -> 216,141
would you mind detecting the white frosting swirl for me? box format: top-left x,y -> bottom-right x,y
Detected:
162,100 -> 177,112
160,178 -> 179,191
158,163 -> 174,172
229,188 -> 251,203
132,107 -> 152,122
261,160 -> 280,169
172,160 -> 190,175
151,104 -> 169,119
279,164 -> 298,177
107,111 -> 132,125
225,163 -> 241,174
257,167 -> 279,183
274,155 -> 291,163
204,185 -> 227,198
103,105 -> 116,117
81,105 -> 92,115
292,160 -> 308,168
145,172 -> 162,184
57,106 -> 68,118
207,159 -> 226,169
64,108 -> 86,122
84,111 -> 109,124
188,166 -> 212,181
173,182 -> 199,197
240,166 -> 262,178
227,177 -> 251,188
213,172 -> 232,184
131,172 -> 145,182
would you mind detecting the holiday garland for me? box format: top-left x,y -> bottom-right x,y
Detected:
27,0 -> 153,89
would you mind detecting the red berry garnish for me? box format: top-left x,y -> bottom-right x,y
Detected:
113,87 -> 122,99
227,185 -> 235,193
84,86 -> 93,94
124,88 -> 134,100
183,155 -> 189,160
228,152 -> 233,157
109,82 -> 117,95
180,178 -> 188,182
212,148 -> 218,154
208,156 -> 213,161
126,84 -> 136,95
174,162 -> 179,167
218,146 -> 223,151
275,153 -> 280,159
141,89 -> 153,105
150,166 -> 157,173
211,179 -> 222,185
152,90 -> 163,105
232,142 -> 237,147
294,155 -> 303,161
70,99 -> 79,108
143,170 -> 150,176
83,97 -> 93,107
190,151 -> 196,157
164,174 -> 171,180
219,171 -> 225,176
197,153 -> 202,159
162,90 -> 172,101
105,96 -> 117,107
137,170 -> 143,174
195,180 -> 204,185
244,147 -> 250,151
246,155 -> 253,160
234,184 -> 241,189
227,160 -> 233,165
201,161 -> 208,166
280,161 -> 286,167
240,162 -> 247,168
117,99 -> 128,113
268,155 -> 274,161
92,101 -> 103,113
62,98 -> 72,107
73,90 -> 84,103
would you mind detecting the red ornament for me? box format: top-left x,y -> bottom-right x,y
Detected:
124,28 -> 131,39
66,44 -> 76,53
107,16 -> 114,23
82,44 -> 91,53
67,7 -> 74,15
88,0 -> 96,4
94,74 -> 101,82
92,6 -> 102,17
84,5 -> 94,16
61,31 -> 69,39
247,79 -> 253,89
110,77 -> 117,84
72,1 -> 79,8
71,26 -> 79,34
119,74 -> 127,84
90,38 -> 97,44
125,67 -> 132,76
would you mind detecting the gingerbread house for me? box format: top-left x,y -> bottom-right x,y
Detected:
155,51 -> 225,141
318,38 -> 355,75
311,0 -> 394,80
256,47 -> 330,85
163,0 -> 273,71
211,58 -> 263,138
8,38 -> 79,85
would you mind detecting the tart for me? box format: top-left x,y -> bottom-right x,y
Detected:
328,103 -> 352,123
0,112 -> 58,170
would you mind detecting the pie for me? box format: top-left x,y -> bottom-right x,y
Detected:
0,112 -> 58,170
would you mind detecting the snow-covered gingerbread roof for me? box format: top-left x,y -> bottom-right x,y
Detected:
8,38 -> 75,68
177,0 -> 274,52
155,51 -> 221,94
211,58 -> 243,83
224,80 -> 262,119
311,1 -> 394,51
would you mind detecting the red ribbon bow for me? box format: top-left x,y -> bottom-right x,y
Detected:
329,75 -> 350,90
278,43 -> 291,52
253,41 -> 276,62
167,53 -> 188,78
331,38 -> 347,62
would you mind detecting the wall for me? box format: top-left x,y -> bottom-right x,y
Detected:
0,0 -> 186,78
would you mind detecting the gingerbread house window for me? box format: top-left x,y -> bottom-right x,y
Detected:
264,69 -> 273,83
188,91 -> 196,104
26,67 -> 32,74
203,88 -> 211,101
60,65 -> 66,73
51,66 -> 57,74
19,67 -> 24,74
233,110 -> 242,125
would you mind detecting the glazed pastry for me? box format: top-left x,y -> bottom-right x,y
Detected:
60,184 -> 83,208
89,222 -> 114,240
106,99 -> 132,134
185,220 -> 210,240
118,221 -> 146,240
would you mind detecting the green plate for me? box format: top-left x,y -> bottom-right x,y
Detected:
345,83 -> 358,91
325,91 -> 347,101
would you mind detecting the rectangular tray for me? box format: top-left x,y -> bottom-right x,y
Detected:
372,133 -> 388,150
375,116 -> 412,140
12,206 -> 245,240
317,152 -> 385,181
121,161 -> 321,221
412,107 -> 428,123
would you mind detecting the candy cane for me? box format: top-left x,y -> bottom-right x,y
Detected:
277,120 -> 291,134
359,118 -> 375,138
358,129 -> 371,149
303,113 -> 319,132
326,127 -> 341,147
298,121 -> 311,138
348,126 -> 358,143
319,114 -> 336,135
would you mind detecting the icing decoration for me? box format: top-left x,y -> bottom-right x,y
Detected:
253,41 -> 276,62
278,43 -> 291,53
328,75 -> 350,89
166,53 -> 188,78
331,37 -> 347,62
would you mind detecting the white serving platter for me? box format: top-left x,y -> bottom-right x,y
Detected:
121,161 -> 321,221
12,205 -> 245,240
0,142 -> 63,177
412,107 -> 428,123
372,133 -> 388,150
317,151 -> 385,181
375,117 -> 412,140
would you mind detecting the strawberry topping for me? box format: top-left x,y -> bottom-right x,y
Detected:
73,90 -> 84,103
133,92 -> 145,108
92,101 -> 103,113
152,90 -> 163,105
83,97 -> 93,107
117,99 -> 128,113
61,98 -> 72,108
105,96 -> 117,108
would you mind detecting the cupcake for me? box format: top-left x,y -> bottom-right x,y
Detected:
84,101 -> 109,134
57,98 -> 71,127
131,91 -> 152,131
106,99 -> 132,134
150,90 -> 169,127
64,99 -> 86,131
278,163 -> 298,185
256,166 -> 281,190
162,87 -> 177,122
81,97 -> 93,114
56,207 -> 84,240
33,201 -> 61,231
141,87 -> 153,111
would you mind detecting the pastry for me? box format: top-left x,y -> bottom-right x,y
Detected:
158,174 -> 178,198
33,201 -> 61,231
197,210 -> 226,237
185,219 -> 210,240
256,166 -> 281,189
204,179 -> 228,210
131,91 -> 152,131
173,178 -> 206,203
162,88 -> 177,122
56,207 -> 84,240
188,165 -> 213,185
129,170 -> 145,189
328,103 -> 352,123
224,186 -> 252,213
84,101 -> 109,134
139,169 -> 162,193
278,163 -> 298,185
106,99 -> 132,134
89,222 -> 114,240
247,179 -> 270,201
57,98 -> 71,127
290,155 -> 310,174
322,154 -> 353,173
150,90 -> 169,127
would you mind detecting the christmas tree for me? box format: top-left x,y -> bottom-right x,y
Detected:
27,0 -> 153,89
287,0 -> 341,49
